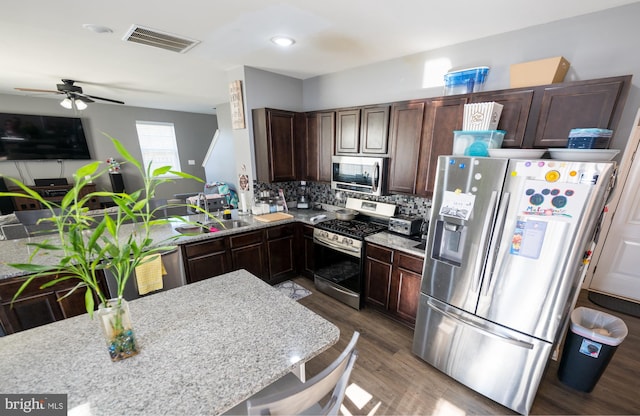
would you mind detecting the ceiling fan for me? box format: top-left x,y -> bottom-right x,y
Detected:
15,79 -> 125,109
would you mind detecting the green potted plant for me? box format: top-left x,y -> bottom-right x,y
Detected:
0,135 -> 214,361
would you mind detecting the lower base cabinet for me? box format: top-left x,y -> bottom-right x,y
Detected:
183,237 -> 231,283
364,243 -> 423,328
0,273 -> 106,335
183,224 -> 298,285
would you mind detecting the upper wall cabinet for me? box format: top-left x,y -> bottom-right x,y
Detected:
470,89 -> 534,148
388,101 -> 426,194
304,111 -> 335,182
253,108 -> 300,182
531,77 -> 630,148
335,105 -> 390,155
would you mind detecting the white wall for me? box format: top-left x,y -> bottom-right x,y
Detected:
302,2 -> 640,151
0,95 -> 217,199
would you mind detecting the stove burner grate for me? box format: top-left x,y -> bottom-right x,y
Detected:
316,218 -> 386,239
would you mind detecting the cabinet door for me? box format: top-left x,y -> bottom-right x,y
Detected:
360,105 -> 390,154
300,225 -> 315,279
389,266 -> 422,327
183,238 -> 230,283
416,96 -> 468,197
364,244 -> 393,309
266,225 -> 296,283
253,108 -> 298,182
230,230 -> 266,279
533,79 -> 628,148
470,89 -> 533,148
231,244 -> 267,279
335,109 -> 361,154
388,101 -> 426,194
304,111 -> 335,182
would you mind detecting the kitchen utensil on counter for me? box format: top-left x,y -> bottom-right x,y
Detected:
253,212 -> 294,223
335,208 -> 358,220
297,181 -> 310,209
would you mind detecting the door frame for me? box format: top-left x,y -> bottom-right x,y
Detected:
585,107 -> 640,290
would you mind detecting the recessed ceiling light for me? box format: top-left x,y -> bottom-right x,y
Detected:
82,24 -> 113,34
271,36 -> 295,47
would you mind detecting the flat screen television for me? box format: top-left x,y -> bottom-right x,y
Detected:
0,113 -> 92,161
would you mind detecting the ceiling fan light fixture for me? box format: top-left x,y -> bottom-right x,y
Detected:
60,97 -> 73,109
74,99 -> 88,110
271,36 -> 295,47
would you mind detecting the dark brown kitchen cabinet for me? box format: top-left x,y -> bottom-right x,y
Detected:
183,237 -> 231,283
364,243 -> 423,328
388,252 -> 423,327
230,230 -> 267,280
415,96 -> 468,197
299,224 -> 315,279
335,105 -> 390,155
388,100 -> 427,194
364,244 -> 393,309
0,272 -> 106,335
304,111 -> 335,182
360,105 -> 390,154
335,108 -> 361,154
531,77 -> 630,148
470,89 -> 534,148
253,108 -> 299,182
266,224 -> 296,284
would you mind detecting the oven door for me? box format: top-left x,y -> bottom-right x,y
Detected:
313,237 -> 363,310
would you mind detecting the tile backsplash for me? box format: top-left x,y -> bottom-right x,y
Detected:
253,180 -> 432,219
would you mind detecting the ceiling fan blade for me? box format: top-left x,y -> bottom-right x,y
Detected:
15,88 -> 62,94
74,95 -> 95,103
84,94 -> 125,105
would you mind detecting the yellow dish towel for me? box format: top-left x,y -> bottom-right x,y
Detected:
134,255 -> 166,295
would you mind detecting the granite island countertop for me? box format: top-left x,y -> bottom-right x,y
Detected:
0,269 -> 340,415
0,208 -> 336,280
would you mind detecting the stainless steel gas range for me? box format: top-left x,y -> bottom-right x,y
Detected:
313,198 -> 396,309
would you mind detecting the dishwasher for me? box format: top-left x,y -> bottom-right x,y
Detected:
103,247 -> 186,300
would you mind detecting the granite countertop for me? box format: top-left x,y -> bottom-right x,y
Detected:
0,269 -> 340,415
0,208 -> 336,280
366,231 -> 426,258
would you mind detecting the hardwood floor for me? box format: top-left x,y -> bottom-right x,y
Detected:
293,277 -> 640,415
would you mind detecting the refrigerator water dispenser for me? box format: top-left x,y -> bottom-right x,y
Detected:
432,220 -> 467,267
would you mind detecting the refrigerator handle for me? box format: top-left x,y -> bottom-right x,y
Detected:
427,297 -> 534,350
482,192 -> 511,296
471,190 -> 499,293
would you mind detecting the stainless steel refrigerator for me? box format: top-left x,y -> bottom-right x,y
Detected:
412,155 -> 615,415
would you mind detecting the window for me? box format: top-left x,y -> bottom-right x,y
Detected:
135,121 -> 182,177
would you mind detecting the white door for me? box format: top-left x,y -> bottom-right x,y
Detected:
588,108 -> 640,302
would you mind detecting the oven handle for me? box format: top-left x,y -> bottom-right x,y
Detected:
313,236 -> 360,257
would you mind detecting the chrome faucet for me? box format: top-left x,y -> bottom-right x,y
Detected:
196,192 -> 207,212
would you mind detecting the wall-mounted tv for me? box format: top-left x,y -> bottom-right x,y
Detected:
0,113 -> 92,161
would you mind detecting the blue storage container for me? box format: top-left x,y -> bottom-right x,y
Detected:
444,67 -> 490,95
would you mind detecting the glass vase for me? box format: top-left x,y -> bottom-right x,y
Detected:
97,298 -> 139,361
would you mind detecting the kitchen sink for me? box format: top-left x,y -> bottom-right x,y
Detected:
174,219 -> 250,234
206,219 -> 250,230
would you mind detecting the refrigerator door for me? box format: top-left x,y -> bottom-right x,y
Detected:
421,156 -> 509,314
412,294 -> 552,415
477,160 -> 615,342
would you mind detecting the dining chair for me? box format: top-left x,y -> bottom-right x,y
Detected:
226,331 -> 359,416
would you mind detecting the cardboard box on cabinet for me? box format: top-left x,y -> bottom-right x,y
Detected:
510,56 -> 570,88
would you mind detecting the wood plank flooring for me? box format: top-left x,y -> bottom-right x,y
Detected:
293,277 -> 640,415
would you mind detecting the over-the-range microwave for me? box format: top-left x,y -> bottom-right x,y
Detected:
331,155 -> 388,196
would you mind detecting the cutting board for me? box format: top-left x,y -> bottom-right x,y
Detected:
253,212 -> 294,222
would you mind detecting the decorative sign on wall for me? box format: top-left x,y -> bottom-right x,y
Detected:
229,80 -> 246,130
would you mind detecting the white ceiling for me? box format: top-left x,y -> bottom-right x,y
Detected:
1,0 -> 638,114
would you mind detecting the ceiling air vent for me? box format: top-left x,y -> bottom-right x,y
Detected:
123,25 -> 200,53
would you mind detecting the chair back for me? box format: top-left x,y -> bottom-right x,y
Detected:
247,332 -> 360,416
